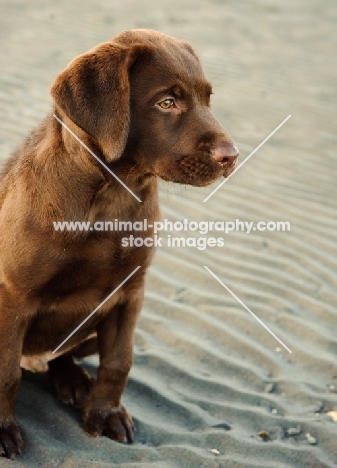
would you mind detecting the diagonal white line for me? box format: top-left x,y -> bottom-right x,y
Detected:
203,266 -> 292,353
203,114 -> 291,202
52,266 -> 141,354
53,114 -> 142,203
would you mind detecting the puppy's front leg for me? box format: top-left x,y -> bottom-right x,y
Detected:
83,288 -> 143,443
0,303 -> 25,458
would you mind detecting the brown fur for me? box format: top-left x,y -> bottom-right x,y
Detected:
0,29 -> 238,458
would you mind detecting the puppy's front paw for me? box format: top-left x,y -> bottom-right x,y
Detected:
0,420 -> 24,459
83,404 -> 134,443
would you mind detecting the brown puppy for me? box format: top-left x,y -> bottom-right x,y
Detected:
0,29 -> 238,458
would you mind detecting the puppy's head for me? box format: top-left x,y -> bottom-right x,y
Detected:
51,29 -> 238,186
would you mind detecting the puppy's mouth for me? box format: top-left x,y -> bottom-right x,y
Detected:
155,152 -> 239,187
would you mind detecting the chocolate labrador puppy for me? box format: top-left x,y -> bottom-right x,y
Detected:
0,29 -> 238,458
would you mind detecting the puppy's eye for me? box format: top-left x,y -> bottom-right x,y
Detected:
158,98 -> 175,109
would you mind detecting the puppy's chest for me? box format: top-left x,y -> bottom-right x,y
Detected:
43,230 -> 153,301
42,207 -> 157,303
86,179 -> 157,223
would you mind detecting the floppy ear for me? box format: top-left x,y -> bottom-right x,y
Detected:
51,42 -> 150,162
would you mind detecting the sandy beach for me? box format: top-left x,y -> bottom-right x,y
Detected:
0,0 -> 336,466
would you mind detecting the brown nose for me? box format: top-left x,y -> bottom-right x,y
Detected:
211,143 -> 239,164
